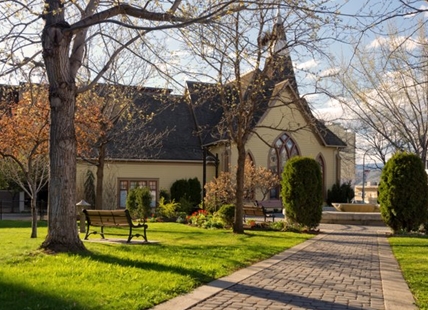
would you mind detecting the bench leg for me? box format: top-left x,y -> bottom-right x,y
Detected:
100,226 -> 105,239
127,225 -> 148,243
127,226 -> 133,243
84,222 -> 91,240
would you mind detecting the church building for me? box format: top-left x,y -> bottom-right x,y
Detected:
76,16 -> 347,210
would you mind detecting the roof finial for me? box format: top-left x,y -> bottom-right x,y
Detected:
271,7 -> 287,56
275,5 -> 283,25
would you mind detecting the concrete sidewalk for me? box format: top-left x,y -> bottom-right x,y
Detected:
152,224 -> 417,310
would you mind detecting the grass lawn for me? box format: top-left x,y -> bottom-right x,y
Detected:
389,235 -> 428,310
0,220 -> 313,310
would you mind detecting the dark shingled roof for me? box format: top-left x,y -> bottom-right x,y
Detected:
106,90 -> 204,161
185,81 -> 224,146
314,119 -> 347,147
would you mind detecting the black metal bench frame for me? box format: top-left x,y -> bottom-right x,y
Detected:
83,209 -> 148,243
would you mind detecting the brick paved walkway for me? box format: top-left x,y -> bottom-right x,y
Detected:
153,224 -> 417,310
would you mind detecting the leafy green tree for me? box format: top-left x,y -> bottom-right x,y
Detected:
281,156 -> 323,230
378,152 -> 428,233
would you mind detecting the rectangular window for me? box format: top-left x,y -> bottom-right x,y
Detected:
118,179 -> 158,208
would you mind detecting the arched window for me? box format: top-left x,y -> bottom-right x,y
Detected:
269,133 -> 300,199
269,133 -> 299,175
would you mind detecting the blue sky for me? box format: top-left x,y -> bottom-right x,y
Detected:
302,0 -> 428,120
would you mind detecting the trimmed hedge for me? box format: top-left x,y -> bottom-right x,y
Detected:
327,181 -> 354,205
379,152 -> 428,232
281,156 -> 323,230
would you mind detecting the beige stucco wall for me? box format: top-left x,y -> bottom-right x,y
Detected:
77,160 -> 216,209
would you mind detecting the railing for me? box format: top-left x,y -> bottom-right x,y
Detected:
0,199 -> 47,220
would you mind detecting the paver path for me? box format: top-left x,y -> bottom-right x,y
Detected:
153,224 -> 416,310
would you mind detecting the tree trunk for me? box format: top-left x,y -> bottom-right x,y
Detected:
233,145 -> 246,233
95,144 -> 106,210
30,197 -> 38,238
40,20 -> 85,252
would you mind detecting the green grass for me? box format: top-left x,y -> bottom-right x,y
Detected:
0,220 -> 313,310
389,235 -> 428,310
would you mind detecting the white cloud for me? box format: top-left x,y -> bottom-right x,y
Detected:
313,97 -> 345,121
404,4 -> 428,18
319,67 -> 340,77
295,59 -> 318,70
368,36 -> 419,51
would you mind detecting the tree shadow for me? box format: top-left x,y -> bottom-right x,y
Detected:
0,280 -> 85,310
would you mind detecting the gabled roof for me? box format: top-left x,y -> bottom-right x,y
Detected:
186,76 -> 346,149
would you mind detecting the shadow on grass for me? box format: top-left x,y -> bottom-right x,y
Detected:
75,248 -> 217,284
0,280 -> 85,310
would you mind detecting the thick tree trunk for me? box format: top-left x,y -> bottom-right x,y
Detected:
233,145 -> 246,233
40,20 -> 85,252
95,144 -> 106,210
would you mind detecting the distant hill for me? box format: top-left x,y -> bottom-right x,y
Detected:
354,164 -> 383,185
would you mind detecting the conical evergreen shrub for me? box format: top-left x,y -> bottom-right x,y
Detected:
281,156 -> 323,230
379,152 -> 428,232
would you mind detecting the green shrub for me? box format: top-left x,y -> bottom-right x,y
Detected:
159,189 -> 171,203
176,212 -> 188,224
126,187 -> 152,221
378,152 -> 428,233
157,197 -> 179,218
171,179 -> 190,202
281,156 -> 323,230
177,197 -> 194,215
188,177 -> 202,206
326,181 -> 354,205
217,204 -> 235,227
269,220 -> 303,233
170,178 -> 202,207
187,209 -> 225,229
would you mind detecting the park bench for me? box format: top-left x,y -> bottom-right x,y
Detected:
82,209 -> 148,243
243,204 -> 276,222
257,200 -> 283,216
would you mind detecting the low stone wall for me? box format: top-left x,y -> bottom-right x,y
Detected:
321,211 -> 385,226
